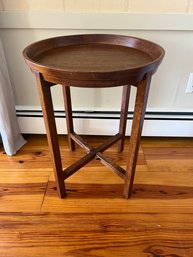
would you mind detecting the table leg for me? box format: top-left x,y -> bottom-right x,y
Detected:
123,75 -> 151,199
63,86 -> 75,151
35,73 -> 66,198
118,85 -> 131,152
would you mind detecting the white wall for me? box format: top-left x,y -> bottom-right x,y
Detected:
0,0 -> 193,13
0,12 -> 193,136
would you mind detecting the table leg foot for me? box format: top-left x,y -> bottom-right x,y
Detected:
56,180 -> 66,198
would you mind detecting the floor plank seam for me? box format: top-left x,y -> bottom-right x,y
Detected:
40,172 -> 50,212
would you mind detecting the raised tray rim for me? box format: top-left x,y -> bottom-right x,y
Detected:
23,34 -> 165,74
23,34 -> 165,87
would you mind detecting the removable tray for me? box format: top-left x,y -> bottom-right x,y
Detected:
23,34 -> 164,87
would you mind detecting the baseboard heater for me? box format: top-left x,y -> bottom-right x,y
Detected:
16,109 -> 193,137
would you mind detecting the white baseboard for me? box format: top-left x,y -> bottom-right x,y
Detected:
17,109 -> 193,137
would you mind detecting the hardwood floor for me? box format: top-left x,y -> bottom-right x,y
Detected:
1,135 -> 193,257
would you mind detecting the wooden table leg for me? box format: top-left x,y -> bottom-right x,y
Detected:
35,73 -> 66,198
118,85 -> 131,153
123,75 -> 151,199
63,86 -> 75,151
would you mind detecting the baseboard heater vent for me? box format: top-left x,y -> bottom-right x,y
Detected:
16,109 -> 193,121
16,109 -> 193,137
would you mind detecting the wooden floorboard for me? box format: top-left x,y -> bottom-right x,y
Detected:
0,135 -> 193,256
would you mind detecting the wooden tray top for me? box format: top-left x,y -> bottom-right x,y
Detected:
23,34 -> 164,87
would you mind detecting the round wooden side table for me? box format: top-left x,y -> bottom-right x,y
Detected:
23,34 -> 164,199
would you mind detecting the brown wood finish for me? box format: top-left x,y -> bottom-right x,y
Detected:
124,74 -> 152,198
62,86 -> 75,151
23,34 -> 165,87
23,34 -> 165,199
70,132 -> 93,153
63,133 -> 122,180
118,85 -> 131,153
35,73 -> 66,198
1,135 -> 193,256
